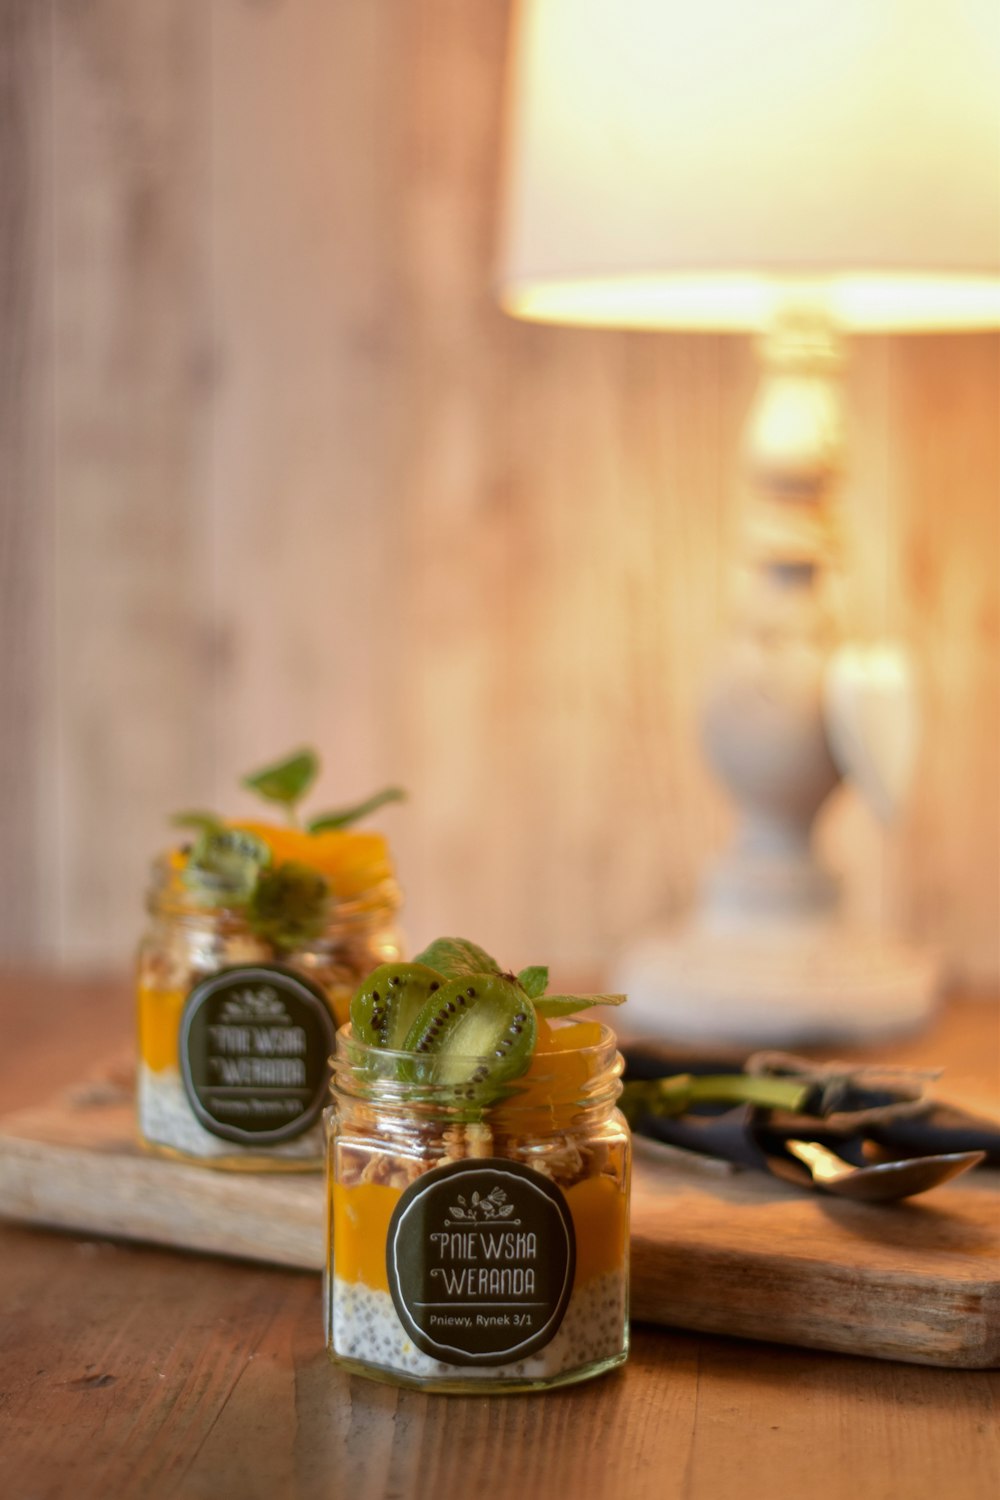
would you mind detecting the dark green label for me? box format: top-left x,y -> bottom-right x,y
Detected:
386,1158 -> 576,1365
180,965 -> 335,1145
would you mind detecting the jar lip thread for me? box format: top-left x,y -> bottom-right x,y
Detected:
330,1020 -> 625,1113
335,1017 -> 619,1063
145,851 -> 401,931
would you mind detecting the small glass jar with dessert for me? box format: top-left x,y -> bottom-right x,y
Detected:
136,750 -> 404,1171
326,938 -> 630,1392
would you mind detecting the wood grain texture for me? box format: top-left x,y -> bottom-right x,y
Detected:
825,335 -> 1000,980
43,0 -> 215,966
5,1221 -> 996,1500
1,974 -> 999,1500
1,983 -> 997,1368
0,0 -> 997,983
0,0 -> 51,957
3,1087 -> 998,1368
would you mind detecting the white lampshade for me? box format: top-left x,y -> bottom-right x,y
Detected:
498,0 -> 1000,331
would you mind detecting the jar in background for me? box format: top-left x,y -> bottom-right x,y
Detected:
326,1020 -> 630,1391
137,848 -> 401,1170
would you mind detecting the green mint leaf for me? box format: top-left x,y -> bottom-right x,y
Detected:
172,810 -> 224,837
246,860 -> 330,950
242,748 -> 319,809
534,993 -> 626,1018
412,937 -> 499,979
307,785 -> 406,833
516,965 -> 549,999
181,829 -> 272,907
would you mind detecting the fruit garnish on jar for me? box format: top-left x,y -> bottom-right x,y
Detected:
170,747 -> 405,951
349,935 -> 625,1102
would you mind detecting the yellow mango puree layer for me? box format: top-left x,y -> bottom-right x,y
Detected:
138,980 -> 346,1073
332,1171 -> 626,1295
137,986 -> 186,1073
160,821 -> 394,911
228,822 -> 394,902
488,1018 -> 606,1132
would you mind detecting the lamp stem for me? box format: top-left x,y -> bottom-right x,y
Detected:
700,308 -> 846,933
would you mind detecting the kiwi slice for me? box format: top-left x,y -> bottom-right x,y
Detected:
402,974 -> 537,1092
182,828 -> 271,906
350,962 -> 447,1049
246,860 -> 330,950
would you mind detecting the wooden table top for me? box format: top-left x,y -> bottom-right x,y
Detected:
2,972 -> 998,1500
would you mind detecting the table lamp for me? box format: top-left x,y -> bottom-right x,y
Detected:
497,0 -> 1000,1043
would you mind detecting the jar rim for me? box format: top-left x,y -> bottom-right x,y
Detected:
334,1017 -> 619,1067
145,850 -> 401,929
330,1019 -> 624,1115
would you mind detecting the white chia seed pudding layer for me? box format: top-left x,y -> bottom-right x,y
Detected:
330,1269 -> 627,1383
137,1063 -> 324,1161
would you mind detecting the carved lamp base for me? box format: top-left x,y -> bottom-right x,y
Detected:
614,923 -> 942,1047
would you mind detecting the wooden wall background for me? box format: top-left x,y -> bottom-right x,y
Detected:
1,0 -> 998,985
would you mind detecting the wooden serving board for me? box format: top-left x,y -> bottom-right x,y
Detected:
0,1061 -> 997,1369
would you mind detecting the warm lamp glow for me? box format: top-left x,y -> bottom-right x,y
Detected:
499,0 -> 1000,332
502,274 -> 1000,334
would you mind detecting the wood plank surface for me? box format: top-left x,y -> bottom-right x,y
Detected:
2,1084 -> 998,1369
5,1220 -> 998,1500
1,972 -> 998,1500
2,986 -> 998,1368
0,0 -> 997,988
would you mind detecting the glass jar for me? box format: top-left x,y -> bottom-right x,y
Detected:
137,856 -> 401,1170
325,1020 -> 630,1392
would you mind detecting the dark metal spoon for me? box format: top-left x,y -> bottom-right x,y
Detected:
782,1139 -> 986,1202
